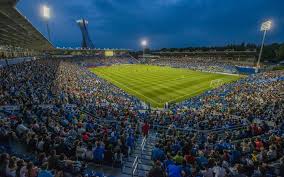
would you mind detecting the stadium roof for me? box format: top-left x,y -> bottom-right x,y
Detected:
0,0 -> 54,50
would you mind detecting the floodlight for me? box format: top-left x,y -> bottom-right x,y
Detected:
41,5 -> 51,41
261,20 -> 272,31
42,5 -> 50,19
141,40 -> 147,47
256,20 -> 272,70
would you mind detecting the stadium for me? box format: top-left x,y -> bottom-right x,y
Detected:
0,0 -> 284,177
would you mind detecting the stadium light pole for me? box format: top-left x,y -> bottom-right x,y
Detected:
141,40 -> 147,60
42,5 -> 51,42
256,20 -> 272,70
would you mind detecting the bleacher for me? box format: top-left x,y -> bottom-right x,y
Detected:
0,1 -> 283,177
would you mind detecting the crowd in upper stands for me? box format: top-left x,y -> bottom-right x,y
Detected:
147,57 -> 250,74
0,56 -> 283,177
69,55 -> 138,67
0,45 -> 38,59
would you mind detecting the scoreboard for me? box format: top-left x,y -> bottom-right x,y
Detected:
105,50 -> 114,57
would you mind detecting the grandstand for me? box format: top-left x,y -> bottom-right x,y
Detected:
0,0 -> 284,177
0,0 -> 53,50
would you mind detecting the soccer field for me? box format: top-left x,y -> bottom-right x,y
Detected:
90,64 -> 240,107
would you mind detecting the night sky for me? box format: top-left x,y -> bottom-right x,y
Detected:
17,0 -> 284,50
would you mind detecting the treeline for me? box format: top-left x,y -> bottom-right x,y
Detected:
150,43 -> 284,62
261,43 -> 284,62
159,43 -> 257,52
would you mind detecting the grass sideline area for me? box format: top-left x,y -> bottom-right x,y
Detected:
90,64 -> 241,108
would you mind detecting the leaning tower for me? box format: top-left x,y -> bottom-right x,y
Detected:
76,18 -> 95,49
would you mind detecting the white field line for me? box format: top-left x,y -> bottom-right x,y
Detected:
166,76 -> 239,103
99,74 -> 161,105
94,66 -> 241,107
101,73 -> 210,106
107,72 -> 214,102
166,87 -> 209,103
200,70 -> 240,76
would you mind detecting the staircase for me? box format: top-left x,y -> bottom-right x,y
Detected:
122,132 -> 157,177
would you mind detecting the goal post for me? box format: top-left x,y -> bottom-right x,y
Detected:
210,79 -> 224,88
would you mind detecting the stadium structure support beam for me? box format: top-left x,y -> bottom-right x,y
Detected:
76,18 -> 95,49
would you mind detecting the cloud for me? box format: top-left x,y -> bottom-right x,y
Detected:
16,0 -> 284,49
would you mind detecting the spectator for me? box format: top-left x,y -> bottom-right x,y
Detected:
148,160 -> 166,177
37,163 -> 53,177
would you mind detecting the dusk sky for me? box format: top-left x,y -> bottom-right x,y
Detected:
17,0 -> 284,50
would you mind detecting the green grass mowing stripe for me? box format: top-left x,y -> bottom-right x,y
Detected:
93,67 -> 235,106
96,73 -> 162,105
90,65 -> 241,107
97,72 -> 182,91
128,74 -> 215,103
168,77 -> 239,104
96,73 -> 174,105
141,74 -> 218,97
107,72 -> 214,91
97,70 -> 235,99
99,71 -> 174,105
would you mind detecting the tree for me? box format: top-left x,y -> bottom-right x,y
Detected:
277,44 -> 284,60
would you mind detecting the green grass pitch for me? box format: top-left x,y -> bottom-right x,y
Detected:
90,64 -> 241,108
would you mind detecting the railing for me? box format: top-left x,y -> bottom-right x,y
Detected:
141,136 -> 146,152
132,136 -> 147,177
132,156 -> 139,177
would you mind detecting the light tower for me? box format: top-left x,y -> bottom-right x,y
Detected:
41,5 -> 51,41
256,20 -> 272,70
141,39 -> 148,60
76,19 -> 95,49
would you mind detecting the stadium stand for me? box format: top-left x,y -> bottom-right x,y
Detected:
1,58 -> 283,176
147,57 -> 239,74
0,1 -> 283,177
71,56 -> 139,67
0,0 -> 53,50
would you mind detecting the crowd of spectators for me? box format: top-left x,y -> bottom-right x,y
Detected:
144,71 -> 283,131
0,57 -> 283,177
0,59 -> 143,177
148,57 -> 241,74
74,55 -> 138,68
0,45 -> 38,59
148,70 -> 284,177
149,122 -> 284,177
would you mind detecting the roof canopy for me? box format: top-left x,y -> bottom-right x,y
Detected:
0,0 -> 54,50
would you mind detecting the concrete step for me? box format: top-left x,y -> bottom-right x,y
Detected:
135,145 -> 153,152
124,160 -> 152,170
127,154 -> 151,162
140,158 -> 154,166
127,156 -> 139,162
125,156 -> 153,166
120,174 -> 132,177
123,163 -> 151,174
133,149 -> 152,156
122,167 -> 148,177
124,161 -> 134,168
122,166 -> 132,175
138,163 -> 152,172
